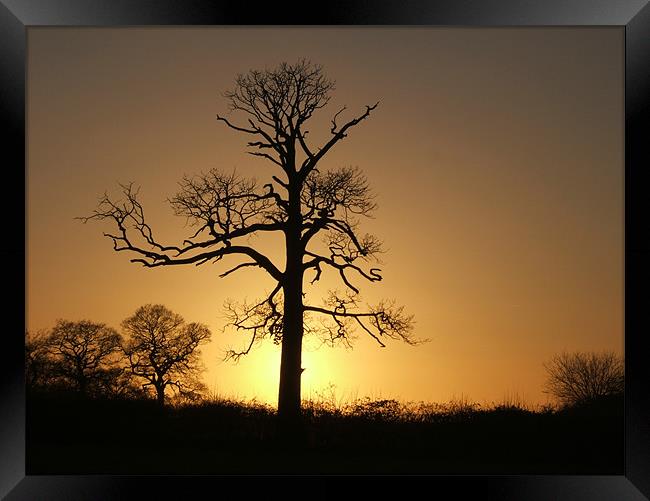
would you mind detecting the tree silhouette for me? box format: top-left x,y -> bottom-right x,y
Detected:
45,319 -> 123,396
543,351 -> 624,407
82,60 -> 416,420
25,330 -> 59,390
121,304 -> 211,406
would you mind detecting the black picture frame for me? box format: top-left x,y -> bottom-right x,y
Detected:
2,0 -> 649,498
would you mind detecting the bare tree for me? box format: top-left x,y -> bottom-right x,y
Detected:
82,60 -> 417,421
25,330 -> 59,390
46,320 -> 124,396
120,304 -> 211,406
543,351 -> 624,407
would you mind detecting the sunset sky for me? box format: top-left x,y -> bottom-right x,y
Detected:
27,27 -> 623,407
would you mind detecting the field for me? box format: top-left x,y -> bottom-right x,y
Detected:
27,391 -> 623,475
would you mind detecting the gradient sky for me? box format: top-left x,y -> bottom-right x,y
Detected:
27,27 -> 623,407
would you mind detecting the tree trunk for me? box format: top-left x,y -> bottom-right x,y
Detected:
278,185 -> 305,423
278,281 -> 303,421
155,384 -> 165,407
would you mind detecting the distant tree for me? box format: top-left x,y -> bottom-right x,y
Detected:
89,362 -> 144,399
82,59 -> 417,422
46,320 -> 124,396
120,304 -> 212,406
543,351 -> 624,407
25,330 -> 59,390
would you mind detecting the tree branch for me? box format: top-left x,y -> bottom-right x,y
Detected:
223,283 -> 283,361
300,102 -> 379,176
219,261 -> 260,278
303,251 -> 381,293
303,295 -> 417,348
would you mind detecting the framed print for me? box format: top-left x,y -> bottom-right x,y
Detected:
2,0 -> 650,499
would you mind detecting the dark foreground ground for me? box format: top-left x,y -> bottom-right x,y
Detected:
27,392 -> 623,475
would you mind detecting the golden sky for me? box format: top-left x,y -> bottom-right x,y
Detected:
27,27 -> 623,407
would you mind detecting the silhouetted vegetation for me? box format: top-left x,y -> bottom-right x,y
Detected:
81,60 -> 417,421
121,304 -> 212,406
26,306 -> 212,405
26,388 -> 622,475
25,330 -> 58,390
25,320 -> 130,397
543,351 -> 624,408
26,337 -> 623,474
43,59 -> 622,473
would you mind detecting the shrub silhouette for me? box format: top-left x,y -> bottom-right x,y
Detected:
543,351 -> 624,408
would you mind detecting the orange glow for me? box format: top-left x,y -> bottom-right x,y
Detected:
27,27 -> 623,407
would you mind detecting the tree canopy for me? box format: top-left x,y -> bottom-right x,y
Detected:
543,351 -> 624,407
121,304 -> 212,405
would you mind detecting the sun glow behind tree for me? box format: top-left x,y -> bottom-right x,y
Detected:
27,28 -> 623,407
82,60 -> 417,420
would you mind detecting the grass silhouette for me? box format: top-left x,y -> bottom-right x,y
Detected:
27,389 -> 622,474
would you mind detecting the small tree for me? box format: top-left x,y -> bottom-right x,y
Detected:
121,304 -> 211,406
46,319 -> 124,396
543,351 -> 624,407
